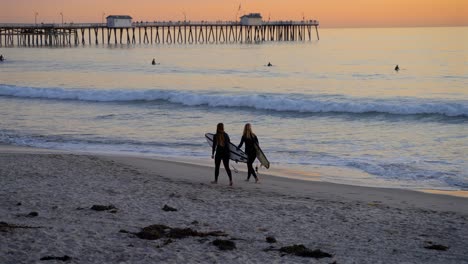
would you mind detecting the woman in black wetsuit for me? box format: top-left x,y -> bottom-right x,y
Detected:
211,123 -> 233,186
238,123 -> 259,183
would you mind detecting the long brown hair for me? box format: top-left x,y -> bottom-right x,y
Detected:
216,123 -> 225,147
243,123 -> 255,139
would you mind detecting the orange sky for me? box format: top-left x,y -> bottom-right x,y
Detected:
0,0 -> 466,28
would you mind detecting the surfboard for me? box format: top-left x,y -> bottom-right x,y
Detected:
254,143 -> 270,169
205,133 -> 248,163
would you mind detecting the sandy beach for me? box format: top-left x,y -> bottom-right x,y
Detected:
1,145 -> 467,263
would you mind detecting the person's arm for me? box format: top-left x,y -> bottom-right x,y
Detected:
225,133 -> 231,145
238,136 -> 244,149
254,135 -> 259,146
212,135 -> 217,157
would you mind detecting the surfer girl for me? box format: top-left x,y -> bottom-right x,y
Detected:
211,123 -> 233,186
237,123 -> 259,183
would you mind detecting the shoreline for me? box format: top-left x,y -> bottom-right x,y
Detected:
1,143 -> 467,199
1,144 -> 467,213
108,155 -> 468,215
1,144 -> 467,263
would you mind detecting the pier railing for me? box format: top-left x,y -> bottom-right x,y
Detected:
0,20 -> 319,47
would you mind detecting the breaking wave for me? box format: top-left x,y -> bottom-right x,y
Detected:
1,84 -> 467,117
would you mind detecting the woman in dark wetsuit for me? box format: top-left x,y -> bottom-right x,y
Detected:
211,123 -> 233,186
238,123 -> 259,183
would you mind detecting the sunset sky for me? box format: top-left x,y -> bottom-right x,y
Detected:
0,0 -> 466,28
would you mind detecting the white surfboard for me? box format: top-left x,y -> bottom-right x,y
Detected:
254,143 -> 270,169
205,133 -> 248,163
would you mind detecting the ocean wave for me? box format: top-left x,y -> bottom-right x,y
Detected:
347,161 -> 468,189
1,84 -> 467,117
0,131 -> 203,149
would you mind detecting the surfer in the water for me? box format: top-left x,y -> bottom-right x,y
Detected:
395,64 -> 399,71
238,123 -> 259,183
152,58 -> 156,65
211,123 -> 233,186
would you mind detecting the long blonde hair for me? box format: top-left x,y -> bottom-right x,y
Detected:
216,123 -> 225,147
243,123 -> 255,139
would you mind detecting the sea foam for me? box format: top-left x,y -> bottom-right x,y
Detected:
1,84 -> 467,117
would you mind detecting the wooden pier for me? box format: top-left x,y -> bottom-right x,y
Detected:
0,20 -> 319,47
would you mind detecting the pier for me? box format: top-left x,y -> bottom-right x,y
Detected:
0,20 -> 319,47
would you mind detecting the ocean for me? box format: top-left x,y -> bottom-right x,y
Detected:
0,27 -> 467,191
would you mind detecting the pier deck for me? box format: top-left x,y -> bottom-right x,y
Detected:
0,20 -> 319,47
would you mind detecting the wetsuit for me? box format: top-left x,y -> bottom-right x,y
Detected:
212,132 -> 232,182
238,135 -> 258,180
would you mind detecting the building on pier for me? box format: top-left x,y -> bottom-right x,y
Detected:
106,15 -> 132,28
240,13 -> 263,26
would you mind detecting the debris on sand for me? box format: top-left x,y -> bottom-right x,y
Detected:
136,224 -> 169,240
40,255 -> 71,261
90,205 -> 116,211
424,244 -> 449,251
27,212 -> 39,217
212,239 -> 236,251
279,244 -> 332,258
0,222 -> 41,232
135,224 -> 227,241
162,204 -> 178,212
